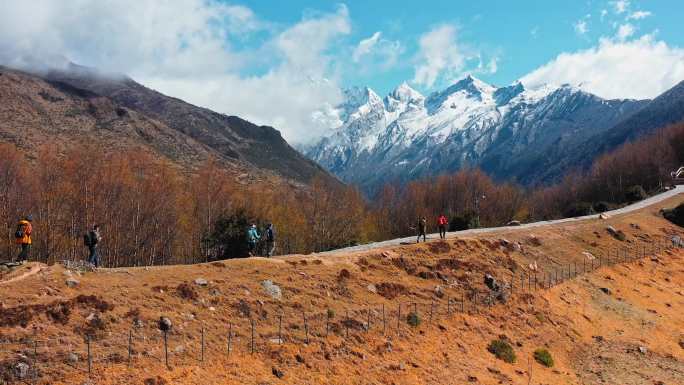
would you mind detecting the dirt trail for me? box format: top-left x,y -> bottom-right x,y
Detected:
0,263 -> 45,286
322,185 -> 684,255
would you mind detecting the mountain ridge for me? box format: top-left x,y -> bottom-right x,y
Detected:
303,75 -> 667,194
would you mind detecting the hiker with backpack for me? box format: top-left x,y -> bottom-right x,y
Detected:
438,214 -> 448,239
84,224 -> 102,267
264,223 -> 276,257
417,217 -> 427,243
247,224 -> 260,257
14,215 -> 33,262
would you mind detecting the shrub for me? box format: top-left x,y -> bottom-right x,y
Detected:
487,339 -> 516,363
449,215 -> 471,231
625,185 -> 647,202
533,348 -> 554,367
664,202 -> 684,227
406,312 -> 421,328
593,201 -> 613,213
563,202 -> 594,218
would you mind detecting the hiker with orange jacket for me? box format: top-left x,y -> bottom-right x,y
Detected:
438,214 -> 448,239
15,215 -> 33,262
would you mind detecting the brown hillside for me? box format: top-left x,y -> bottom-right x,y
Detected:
0,64 -> 333,186
0,194 -> 683,384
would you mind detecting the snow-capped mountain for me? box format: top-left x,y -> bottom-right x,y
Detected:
303,75 -> 648,194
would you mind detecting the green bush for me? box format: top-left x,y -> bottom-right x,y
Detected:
533,348 -> 554,367
406,312 -> 421,328
625,185 -> 647,202
487,339 -> 516,363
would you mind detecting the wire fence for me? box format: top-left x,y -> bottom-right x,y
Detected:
0,237 -> 680,383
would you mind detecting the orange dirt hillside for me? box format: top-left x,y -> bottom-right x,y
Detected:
1,195 -> 684,385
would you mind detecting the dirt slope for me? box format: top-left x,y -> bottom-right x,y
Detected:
1,195 -> 683,384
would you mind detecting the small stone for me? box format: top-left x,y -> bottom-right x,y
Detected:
209,288 -> 221,296
65,278 -> 80,288
174,345 -> 185,354
272,367 -> 285,378
194,278 -> 208,286
208,306 -> 216,312
599,287 -> 611,295
434,285 -> 444,298
134,319 -> 144,328
599,213 -> 610,220
295,354 -> 305,363
638,346 -> 647,354
367,284 -> 377,294
68,353 -> 79,363
269,337 -> 283,344
261,280 -> 282,300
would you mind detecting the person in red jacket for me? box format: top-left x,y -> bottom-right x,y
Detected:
438,214 -> 448,239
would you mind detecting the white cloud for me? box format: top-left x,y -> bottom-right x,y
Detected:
413,24 -> 466,87
616,23 -> 635,41
521,34 -> 684,100
600,9 -> 608,21
353,32 -> 381,62
574,20 -> 589,35
611,0 -> 630,14
351,31 -> 403,69
0,0 -> 352,144
627,10 -> 652,20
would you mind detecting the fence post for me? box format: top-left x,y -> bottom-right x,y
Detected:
87,335 -> 92,375
382,304 -> 386,335
227,323 -> 232,356
32,339 -> 38,384
345,310 -> 350,339
163,330 -> 169,368
304,312 -> 309,344
201,327 -> 205,363
250,319 -> 255,354
367,307 -> 372,332
128,330 -> 132,366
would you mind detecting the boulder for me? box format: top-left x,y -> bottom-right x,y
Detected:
15,362 -> 29,379
367,284 -> 377,294
484,274 -> 500,292
598,213 -> 610,220
261,280 -> 282,300
158,317 -> 172,332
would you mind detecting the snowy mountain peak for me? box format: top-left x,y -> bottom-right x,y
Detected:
493,81 -> 525,106
388,81 -> 424,102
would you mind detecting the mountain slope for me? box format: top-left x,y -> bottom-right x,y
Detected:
304,76 -> 648,193
0,64 -> 332,185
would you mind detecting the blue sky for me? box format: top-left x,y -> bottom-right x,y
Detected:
1,0 -> 683,143
237,0 -> 683,94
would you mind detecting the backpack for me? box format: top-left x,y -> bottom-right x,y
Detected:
83,232 -> 92,247
14,224 -> 25,239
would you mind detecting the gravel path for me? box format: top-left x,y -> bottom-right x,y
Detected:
319,185 -> 684,255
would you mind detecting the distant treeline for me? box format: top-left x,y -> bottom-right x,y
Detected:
0,122 -> 682,266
